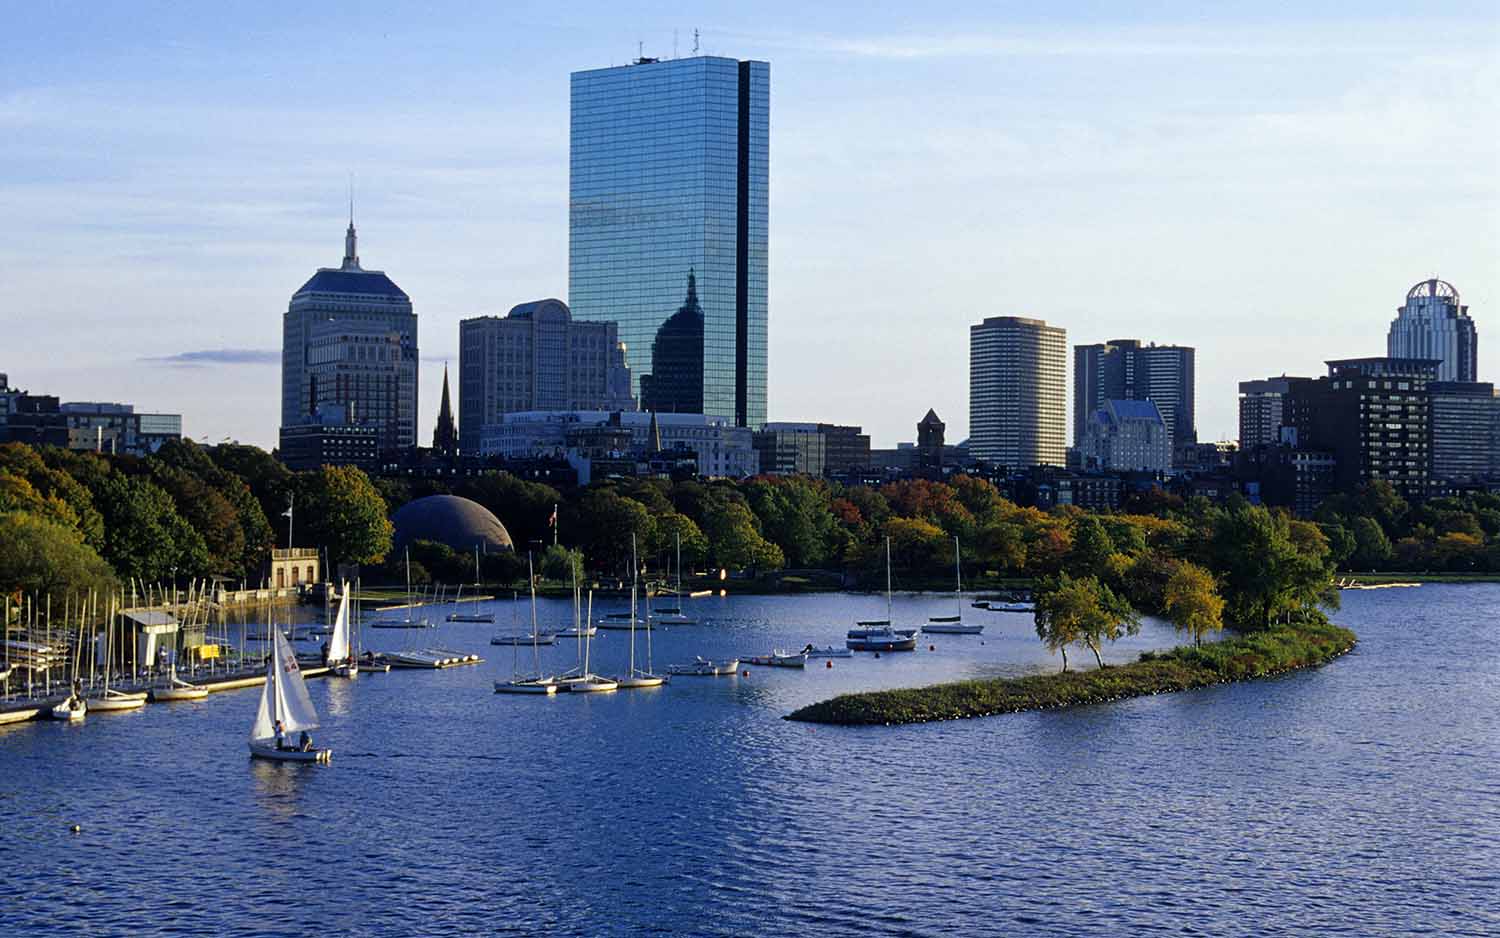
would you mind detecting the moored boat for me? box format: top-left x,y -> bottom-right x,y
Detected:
665,657 -> 739,676
150,677 -> 208,702
742,649 -> 809,668
804,645 -> 852,659
847,628 -> 918,653
49,694 -> 86,721
86,688 -> 147,712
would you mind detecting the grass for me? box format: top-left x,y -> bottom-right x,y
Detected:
785,617 -> 1357,726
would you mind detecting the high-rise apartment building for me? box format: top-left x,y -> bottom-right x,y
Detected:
970,316 -> 1067,469
1388,278 -> 1476,383
1073,339 -> 1195,450
1238,376 -> 1310,449
280,222 -> 417,456
458,299 -> 635,455
1285,358 -> 1436,499
569,54 -> 769,428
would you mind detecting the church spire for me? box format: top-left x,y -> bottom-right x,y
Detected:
433,363 -> 458,456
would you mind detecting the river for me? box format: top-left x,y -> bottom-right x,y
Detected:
2,586 -> 1496,935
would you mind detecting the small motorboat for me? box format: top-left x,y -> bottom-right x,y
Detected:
49,695 -> 86,721
489,633 -> 558,647
742,649 -> 809,669
493,678 -> 558,695
846,625 -> 919,640
358,653 -> 391,673
665,657 -> 740,676
804,645 -> 852,659
150,678 -> 209,702
989,602 -> 1035,613
847,628 -> 918,652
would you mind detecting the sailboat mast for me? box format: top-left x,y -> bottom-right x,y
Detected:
955,536 -> 962,617
886,536 -> 893,623
528,553 -> 540,674
583,590 -> 593,675
629,533 -> 638,675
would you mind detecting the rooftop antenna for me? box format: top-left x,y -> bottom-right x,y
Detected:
348,172 -> 354,226
638,39 -> 643,60
693,28 -> 700,54
674,29 -> 679,58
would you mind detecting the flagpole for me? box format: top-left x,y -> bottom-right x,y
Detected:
552,503 -> 558,547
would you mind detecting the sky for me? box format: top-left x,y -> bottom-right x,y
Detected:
2,2 -> 1497,449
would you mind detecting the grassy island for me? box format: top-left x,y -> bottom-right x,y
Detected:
786,618 -> 1356,726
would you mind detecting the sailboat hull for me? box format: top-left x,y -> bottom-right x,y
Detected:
614,675 -> 667,688
249,741 -> 332,763
49,700 -> 86,720
922,623 -> 984,634
564,677 -> 619,692
493,680 -> 558,695
86,695 -> 147,712
150,684 -> 208,702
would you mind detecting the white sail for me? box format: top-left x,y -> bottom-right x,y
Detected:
327,583 -> 351,664
250,625 -> 320,741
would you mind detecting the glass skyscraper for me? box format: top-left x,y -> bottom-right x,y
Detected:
569,55 -> 768,428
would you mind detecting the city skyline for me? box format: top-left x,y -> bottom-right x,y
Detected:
2,3 -> 1495,448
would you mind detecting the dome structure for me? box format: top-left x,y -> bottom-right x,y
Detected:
391,495 -> 514,553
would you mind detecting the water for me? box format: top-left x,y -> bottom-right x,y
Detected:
3,586 -> 1497,936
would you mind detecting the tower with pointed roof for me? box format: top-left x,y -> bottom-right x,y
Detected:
917,409 -> 946,471
433,365 -> 458,456
280,218 -> 418,459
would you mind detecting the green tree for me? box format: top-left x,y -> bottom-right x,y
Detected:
745,477 -> 841,568
1349,516 -> 1393,569
297,465 -> 393,566
455,473 -> 562,549
93,474 -> 209,582
0,443 -> 104,547
0,511 -> 118,599
701,499 -> 783,571
883,516 -> 948,577
562,489 -> 654,574
653,511 -> 709,570
1066,516 -> 1116,579
540,543 -> 586,582
1034,573 -> 1139,671
1162,561 -> 1226,647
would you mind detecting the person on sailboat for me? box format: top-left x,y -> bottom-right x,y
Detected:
298,731 -> 312,752
274,719 -> 285,750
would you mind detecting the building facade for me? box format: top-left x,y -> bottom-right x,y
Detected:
479,410 -> 758,480
970,316 -> 1067,469
1073,339 -> 1195,451
1077,399 -> 1172,472
0,374 -> 67,447
1388,278 -> 1476,383
458,299 -> 634,454
1285,358 -> 1437,500
1238,376 -> 1309,449
280,222 -> 417,456
752,423 -> 828,476
60,403 -> 181,456
1429,381 -> 1499,484
569,54 -> 769,429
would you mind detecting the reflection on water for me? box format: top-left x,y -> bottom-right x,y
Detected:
2,587 -> 1497,936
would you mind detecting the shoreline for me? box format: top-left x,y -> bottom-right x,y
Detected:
785,618 -> 1357,727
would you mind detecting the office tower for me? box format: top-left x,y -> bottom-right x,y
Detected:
1285,358 -> 1437,499
280,221 -> 417,455
1388,278 -> 1476,383
1238,376 -> 1310,449
569,54 -> 769,428
1073,339 -> 1196,450
1077,399 -> 1172,472
458,299 -> 635,454
1429,382 -> 1500,484
970,316 -> 1067,469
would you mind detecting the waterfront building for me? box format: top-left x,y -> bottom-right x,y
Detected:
479,410 -> 758,481
1388,278 -> 1476,383
752,423 -> 828,476
1429,381 -> 1500,484
280,220 -> 417,457
458,299 -> 634,455
569,54 -> 769,429
1073,339 -> 1195,452
1285,358 -> 1437,499
970,316 -> 1067,469
1238,376 -> 1310,449
60,402 -> 181,456
1077,399 -> 1172,473
269,547 -> 320,591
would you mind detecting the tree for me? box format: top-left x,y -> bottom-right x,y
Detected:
701,499 -> 783,571
1034,574 -> 1139,671
562,489 -> 654,575
455,473 -> 562,549
540,543 -> 586,583
745,477 -> 841,568
883,516 -> 948,577
1162,561 -> 1225,647
652,511 -> 709,570
1349,516 -> 1393,569
0,511 -> 118,600
1066,516 -> 1116,579
92,474 -> 209,582
297,465 -> 393,566
0,443 -> 104,547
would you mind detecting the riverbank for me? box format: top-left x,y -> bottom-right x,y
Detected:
786,617 -> 1357,726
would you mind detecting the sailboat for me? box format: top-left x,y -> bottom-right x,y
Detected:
847,537 -> 918,652
924,537 -> 984,635
248,625 -> 331,763
614,533 -> 666,689
327,582 -> 358,677
370,548 -> 434,628
493,556 -> 558,695
149,629 -> 209,701
560,584 -> 617,693
653,532 -> 696,625
88,596 -> 147,711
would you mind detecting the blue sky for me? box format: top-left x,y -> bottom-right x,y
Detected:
2,2 -> 1496,448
